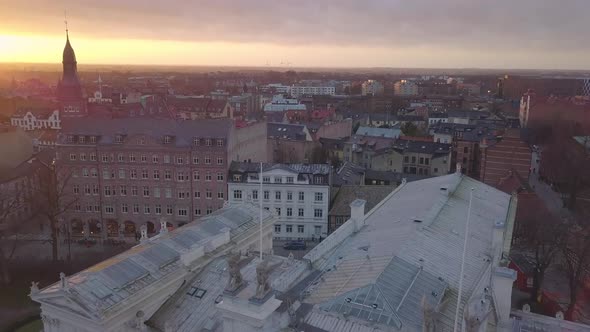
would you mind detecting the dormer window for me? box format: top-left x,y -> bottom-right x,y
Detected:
217,139 -> 224,147
138,138 -> 145,145
164,136 -> 172,144
205,139 -> 212,146
78,136 -> 85,144
89,136 -> 97,143
115,135 -> 123,144
193,138 -> 200,146
67,135 -> 74,143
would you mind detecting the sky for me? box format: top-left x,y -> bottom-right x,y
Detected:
0,0 -> 588,69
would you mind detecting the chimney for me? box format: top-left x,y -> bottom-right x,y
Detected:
492,267 -> 517,328
350,199 -> 367,232
492,220 -> 505,266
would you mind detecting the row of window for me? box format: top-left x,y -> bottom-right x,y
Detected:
232,190 -> 323,202
75,203 -> 215,217
403,156 -> 430,165
68,153 -> 223,166
233,175 -> 325,185
72,184 -> 224,199
263,206 -> 323,218
67,135 -> 225,147
274,224 -> 323,234
75,168 -> 225,182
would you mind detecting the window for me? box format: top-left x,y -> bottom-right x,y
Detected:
205,139 -> 212,146
102,154 -> 109,162
176,156 -> 184,164
252,190 -> 258,200
286,191 -> 293,201
275,208 -> 281,216
194,208 -> 201,216
129,154 -> 136,162
90,153 -> 97,161
193,171 -> 200,181
69,153 -> 77,161
233,190 -> 242,200
105,205 -> 114,214
263,190 -> 270,200
143,186 -> 150,197
218,191 -> 224,199
192,156 -> 199,164
81,168 -> 89,177
154,187 -> 160,198
217,157 -> 223,165
419,157 -> 424,165
298,191 -> 305,201
120,185 -> 127,196
298,208 -> 304,217
274,177 -> 282,183
425,158 -> 429,165
233,174 -> 242,182
178,208 -> 188,216
121,203 -> 128,213
141,155 -> 147,163
315,192 -> 323,202
153,170 -> 160,180
206,207 -> 213,215
404,156 -> 409,163
177,171 -> 185,182
205,172 -> 212,181
155,204 -> 162,215
178,191 -> 187,199
86,204 -> 92,213
118,154 -> 124,162
73,185 -> 80,194
165,170 -> 172,180
217,139 -> 224,147
314,209 -> 323,218
103,186 -> 112,196
142,170 -> 148,179
274,225 -> 281,233
194,191 -> 201,199
164,155 -> 170,164
131,186 -> 138,196
286,225 -> 293,233
275,191 -> 281,200
89,136 -> 96,143
92,185 -> 99,195
130,169 -> 137,179
144,205 -> 151,214
298,225 -> 304,233
287,208 -> 293,217
166,205 -> 173,215
80,153 -> 86,161
84,185 -> 90,195
263,176 -> 270,183
205,157 -> 211,165
133,204 -> 140,214
193,138 -> 200,146
411,156 -> 416,163
206,189 -> 212,199
165,188 -> 172,198
74,203 -> 81,212
164,135 -> 171,144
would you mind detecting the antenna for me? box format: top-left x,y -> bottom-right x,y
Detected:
454,187 -> 474,332
259,162 -> 263,261
64,10 -> 69,38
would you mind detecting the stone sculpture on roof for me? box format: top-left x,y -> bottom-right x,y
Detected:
255,258 -> 271,299
226,251 -> 243,292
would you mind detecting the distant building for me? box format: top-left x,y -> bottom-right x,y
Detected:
393,79 -> 419,96
290,84 -> 335,98
361,80 -> 384,96
169,96 -> 233,120
11,108 -> 61,131
263,95 -> 306,112
227,162 -> 330,240
427,111 -> 448,126
355,126 -> 401,139
267,122 -> 315,163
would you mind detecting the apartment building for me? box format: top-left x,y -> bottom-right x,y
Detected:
393,79 -> 419,96
11,108 -> 61,131
227,162 -> 330,241
56,118 -> 258,241
290,85 -> 336,98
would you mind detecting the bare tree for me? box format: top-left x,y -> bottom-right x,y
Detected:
0,191 -> 28,284
561,224 -> 590,320
35,160 -> 78,262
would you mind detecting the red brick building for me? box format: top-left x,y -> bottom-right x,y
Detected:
479,129 -> 531,187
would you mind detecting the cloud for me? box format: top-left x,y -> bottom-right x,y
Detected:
1,0 -> 589,52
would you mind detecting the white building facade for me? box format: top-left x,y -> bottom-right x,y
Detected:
263,95 -> 307,112
393,79 -> 419,96
11,109 -> 61,131
290,85 -> 335,98
227,162 -> 330,241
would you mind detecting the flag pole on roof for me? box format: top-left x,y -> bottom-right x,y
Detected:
259,161 -> 263,261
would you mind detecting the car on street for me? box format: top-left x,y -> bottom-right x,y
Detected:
283,241 -> 307,250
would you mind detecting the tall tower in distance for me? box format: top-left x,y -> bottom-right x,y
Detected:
57,22 -> 87,117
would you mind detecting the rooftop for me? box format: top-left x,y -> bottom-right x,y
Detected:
267,122 -> 310,141
329,185 -> 396,216
229,161 -> 331,176
355,126 -> 402,139
392,139 -> 451,155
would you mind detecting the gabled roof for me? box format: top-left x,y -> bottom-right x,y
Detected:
391,139 -> 451,155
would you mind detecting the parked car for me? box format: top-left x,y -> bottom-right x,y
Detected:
283,241 -> 307,250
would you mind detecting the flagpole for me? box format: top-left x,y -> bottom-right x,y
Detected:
259,162 -> 263,261
454,188 -> 474,332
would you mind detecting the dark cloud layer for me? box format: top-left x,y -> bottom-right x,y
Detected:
2,0 -> 589,51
